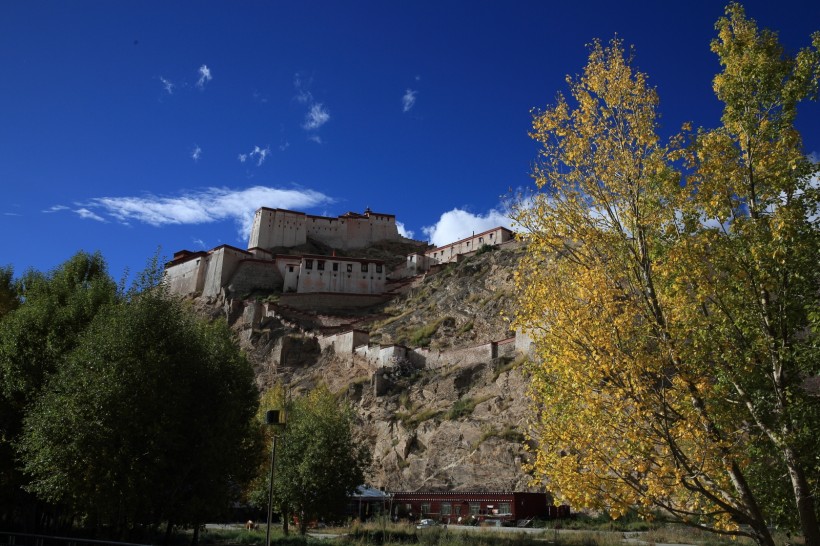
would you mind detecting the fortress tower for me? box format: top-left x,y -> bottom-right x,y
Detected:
248,207 -> 401,251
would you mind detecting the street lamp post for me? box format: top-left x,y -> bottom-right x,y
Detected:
265,409 -> 285,546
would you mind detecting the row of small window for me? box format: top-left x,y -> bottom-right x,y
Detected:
304,259 -> 382,273
419,502 -> 511,516
431,234 -> 495,258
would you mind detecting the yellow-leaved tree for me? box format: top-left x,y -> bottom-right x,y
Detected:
513,5 -> 819,546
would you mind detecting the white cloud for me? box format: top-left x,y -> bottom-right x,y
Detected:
3,212 -> 21,217
303,103 -> 330,130
252,146 -> 270,166
422,207 -> 513,247
160,76 -> 175,94
294,73 -> 330,136
192,238 -> 207,249
396,221 -> 414,239
293,73 -> 313,104
43,205 -> 69,213
238,146 -> 271,166
196,64 -> 212,89
402,89 -> 417,112
191,145 -> 202,162
84,186 -> 334,238
74,208 -> 107,222
307,135 -> 322,144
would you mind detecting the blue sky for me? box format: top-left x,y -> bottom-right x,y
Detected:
2,1 -> 818,282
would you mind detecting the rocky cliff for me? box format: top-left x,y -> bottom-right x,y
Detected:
197,243 -> 537,493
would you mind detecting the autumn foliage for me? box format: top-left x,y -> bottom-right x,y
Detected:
514,5 -> 819,546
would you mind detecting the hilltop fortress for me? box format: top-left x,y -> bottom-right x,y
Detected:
164,206 -> 515,306
249,207 -> 401,250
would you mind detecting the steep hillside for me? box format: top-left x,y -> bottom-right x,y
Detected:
211,243 -> 537,492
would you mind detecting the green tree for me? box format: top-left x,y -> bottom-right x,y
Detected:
0,252 -> 118,526
264,386 -> 370,535
18,281 -> 261,538
0,265 -> 19,319
513,7 -> 819,546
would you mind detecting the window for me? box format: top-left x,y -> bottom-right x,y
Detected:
441,504 -> 452,516
479,237 -> 483,243
499,502 -> 511,514
288,266 -> 294,273
469,503 -> 480,516
305,259 -> 313,270
332,262 -> 339,271
347,264 -> 353,273
490,233 -> 494,238
317,260 -> 325,271
361,263 -> 368,272
375,264 -> 382,273
421,503 -> 431,516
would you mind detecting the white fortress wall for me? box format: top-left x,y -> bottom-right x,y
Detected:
201,246 -> 251,298
248,208 -> 307,249
514,328 -> 535,355
275,256 -> 301,293
425,227 -> 514,266
296,256 -> 386,295
319,329 -> 370,354
305,215 -> 346,248
342,212 -> 399,248
164,252 -> 208,296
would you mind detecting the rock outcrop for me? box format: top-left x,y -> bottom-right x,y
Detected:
200,244 -> 538,492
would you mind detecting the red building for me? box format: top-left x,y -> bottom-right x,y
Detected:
389,492 -> 569,525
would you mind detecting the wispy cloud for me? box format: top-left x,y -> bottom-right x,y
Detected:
293,73 -> 313,104
238,145 -> 271,166
75,208 -> 107,222
402,89 -> 417,112
422,207 -> 513,247
307,135 -> 322,144
43,205 -> 70,213
76,186 -> 334,238
160,76 -> 175,94
3,212 -> 22,217
196,64 -> 212,89
191,145 -> 202,162
303,103 -> 330,131
294,73 -> 330,138
192,238 -> 207,249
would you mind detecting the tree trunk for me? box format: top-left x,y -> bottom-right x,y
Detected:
785,447 -> 820,546
163,521 -> 174,546
190,523 -> 200,546
282,507 -> 289,536
299,512 -> 308,536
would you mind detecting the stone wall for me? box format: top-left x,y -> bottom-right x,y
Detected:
248,207 -> 402,252
201,246 -> 250,298
278,292 -> 388,311
319,329 -> 369,354
426,227 -> 514,266
514,328 -> 534,355
164,253 -> 206,295
248,208 -> 307,249
297,256 -> 386,295
411,341 -> 497,370
496,337 -> 517,359
227,259 -> 283,298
